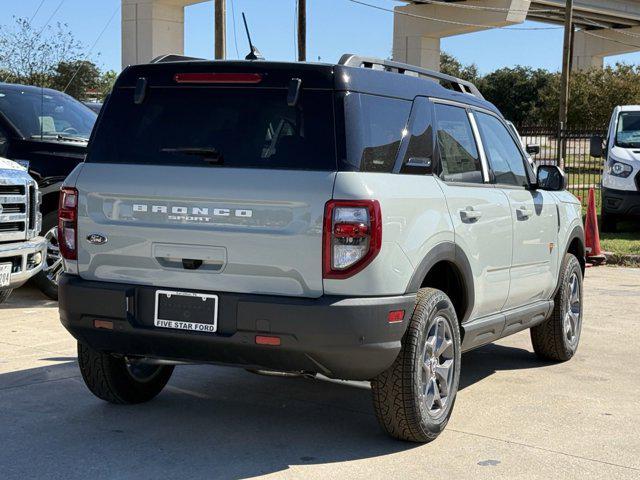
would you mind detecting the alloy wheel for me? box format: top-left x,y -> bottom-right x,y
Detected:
420,316 -> 456,418
564,272 -> 582,348
42,226 -> 63,285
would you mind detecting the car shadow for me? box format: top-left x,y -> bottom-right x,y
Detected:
1,341 -> 551,479
0,285 -> 56,310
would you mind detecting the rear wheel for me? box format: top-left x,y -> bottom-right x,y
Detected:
32,212 -> 62,300
371,288 -> 461,443
530,253 -> 583,362
78,342 -> 174,404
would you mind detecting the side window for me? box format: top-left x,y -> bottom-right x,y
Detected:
400,97 -> 433,172
434,103 -> 483,184
474,112 -> 528,187
345,93 -> 411,172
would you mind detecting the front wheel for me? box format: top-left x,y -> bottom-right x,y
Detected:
31,212 -> 62,300
371,288 -> 461,443
78,342 -> 174,404
530,253 -> 583,362
0,289 -> 12,304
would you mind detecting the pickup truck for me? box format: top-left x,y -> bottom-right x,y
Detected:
0,157 -> 45,303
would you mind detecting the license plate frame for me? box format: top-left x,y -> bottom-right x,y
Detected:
154,290 -> 218,333
0,263 -> 12,288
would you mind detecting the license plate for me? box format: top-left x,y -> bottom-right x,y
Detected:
154,290 -> 218,333
0,263 -> 11,288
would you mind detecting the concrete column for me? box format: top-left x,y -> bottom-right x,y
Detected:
393,0 -> 531,71
121,0 -> 207,69
572,27 -> 640,71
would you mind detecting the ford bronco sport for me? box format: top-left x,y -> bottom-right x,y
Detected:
58,55 -> 585,443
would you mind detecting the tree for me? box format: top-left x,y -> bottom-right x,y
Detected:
440,52 -> 481,83
480,66 -> 553,125
539,64 -> 640,127
0,17 -> 83,86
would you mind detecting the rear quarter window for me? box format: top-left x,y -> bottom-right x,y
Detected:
344,93 -> 411,172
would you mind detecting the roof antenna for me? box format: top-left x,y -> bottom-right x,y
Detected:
242,13 -> 263,60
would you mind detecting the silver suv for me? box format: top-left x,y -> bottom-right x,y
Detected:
58,55 -> 585,443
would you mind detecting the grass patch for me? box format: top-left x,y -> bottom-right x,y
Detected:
601,224 -> 640,256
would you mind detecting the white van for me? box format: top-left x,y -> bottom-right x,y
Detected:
592,105 -> 640,231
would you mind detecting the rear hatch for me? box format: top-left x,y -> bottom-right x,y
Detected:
76,62 -> 339,298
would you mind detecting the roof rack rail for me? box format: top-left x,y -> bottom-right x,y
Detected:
338,54 -> 484,99
149,54 -> 207,64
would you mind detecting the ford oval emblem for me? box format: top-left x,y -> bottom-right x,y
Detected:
87,233 -> 108,245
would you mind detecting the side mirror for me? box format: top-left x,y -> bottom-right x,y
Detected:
525,144 -> 540,155
590,135 -> 604,158
536,165 -> 566,191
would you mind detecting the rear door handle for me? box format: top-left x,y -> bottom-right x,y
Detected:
460,207 -> 482,223
516,206 -> 531,220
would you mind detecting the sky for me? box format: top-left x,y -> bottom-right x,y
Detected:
3,0 -> 640,74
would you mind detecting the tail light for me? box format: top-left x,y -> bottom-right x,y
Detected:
323,200 -> 381,279
58,187 -> 78,260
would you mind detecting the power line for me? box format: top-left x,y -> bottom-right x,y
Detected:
29,0 -> 47,24
347,0 -> 562,31
36,0 -> 66,37
63,4 -> 120,93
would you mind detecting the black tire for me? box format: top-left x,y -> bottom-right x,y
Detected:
600,211 -> 617,233
77,342 -> 174,404
530,253 -> 583,362
0,289 -> 12,304
371,288 -> 461,443
31,212 -> 59,300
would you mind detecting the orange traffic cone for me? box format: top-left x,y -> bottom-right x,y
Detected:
585,188 -> 605,265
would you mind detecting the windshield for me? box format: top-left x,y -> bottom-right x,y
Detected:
87,87 -> 337,170
615,111 -> 640,148
0,86 -> 96,141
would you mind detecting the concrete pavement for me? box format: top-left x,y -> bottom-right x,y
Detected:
1,267 -> 639,479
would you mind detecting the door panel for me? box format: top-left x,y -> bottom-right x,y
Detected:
438,181 -> 512,318
502,189 -> 559,309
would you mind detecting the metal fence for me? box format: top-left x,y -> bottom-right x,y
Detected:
517,125 -> 607,207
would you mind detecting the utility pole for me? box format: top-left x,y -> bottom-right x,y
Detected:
298,0 -> 306,61
215,0 -> 226,59
557,0 -> 574,166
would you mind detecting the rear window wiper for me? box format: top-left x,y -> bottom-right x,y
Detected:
160,147 -> 224,164
31,134 -> 89,143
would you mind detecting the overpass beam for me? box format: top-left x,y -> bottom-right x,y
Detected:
393,0 -> 531,71
572,27 -> 640,71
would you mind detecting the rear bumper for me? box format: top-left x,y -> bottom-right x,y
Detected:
58,274 -> 415,380
602,187 -> 640,217
0,236 -> 46,290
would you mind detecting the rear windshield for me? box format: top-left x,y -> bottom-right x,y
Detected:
88,87 -> 337,170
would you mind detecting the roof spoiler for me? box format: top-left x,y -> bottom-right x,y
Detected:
338,54 -> 484,99
149,54 -> 207,64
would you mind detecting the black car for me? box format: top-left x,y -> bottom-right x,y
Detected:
0,82 -> 97,298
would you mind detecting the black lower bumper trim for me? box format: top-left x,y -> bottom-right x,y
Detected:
58,274 -> 415,380
602,187 -> 640,217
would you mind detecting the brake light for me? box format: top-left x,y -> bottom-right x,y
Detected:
58,187 -> 78,260
323,200 -> 381,279
173,73 -> 263,84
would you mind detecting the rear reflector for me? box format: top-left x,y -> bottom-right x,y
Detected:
94,319 -> 114,330
387,310 -> 405,323
174,73 -> 263,84
255,335 -> 281,346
